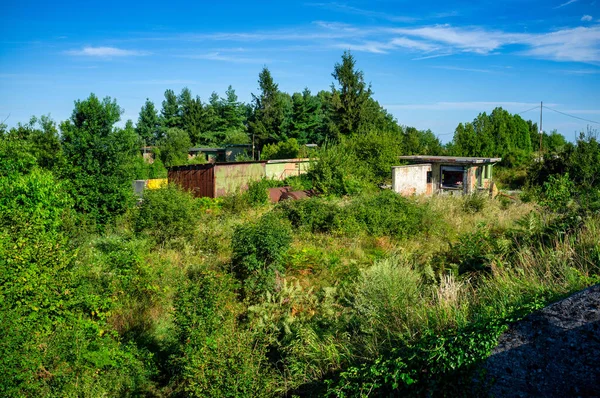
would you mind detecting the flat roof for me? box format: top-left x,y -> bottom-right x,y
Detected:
266,158 -> 311,164
399,155 -> 501,164
189,147 -> 224,152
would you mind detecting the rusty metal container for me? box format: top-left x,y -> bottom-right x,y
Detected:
168,162 -> 266,198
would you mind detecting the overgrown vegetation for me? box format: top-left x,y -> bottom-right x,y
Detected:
2,51 -> 598,397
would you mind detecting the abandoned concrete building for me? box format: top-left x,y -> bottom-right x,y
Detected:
393,156 -> 501,196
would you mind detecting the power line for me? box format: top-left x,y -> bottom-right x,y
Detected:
542,105 -> 600,125
516,106 -> 539,115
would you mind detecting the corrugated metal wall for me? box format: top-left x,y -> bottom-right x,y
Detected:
168,164 -> 215,198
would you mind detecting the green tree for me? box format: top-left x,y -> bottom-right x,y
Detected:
136,99 -> 161,145
161,89 -> 181,129
159,127 -> 192,167
221,85 -> 246,131
331,51 -> 373,136
0,115 -> 63,173
178,88 -> 206,145
60,94 -> 137,228
249,67 -> 287,148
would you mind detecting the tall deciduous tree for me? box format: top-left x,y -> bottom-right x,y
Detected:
331,51 -> 373,137
159,127 -> 192,168
61,94 -> 138,228
136,99 -> 161,145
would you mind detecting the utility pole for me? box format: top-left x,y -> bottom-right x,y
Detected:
252,133 -> 255,160
539,101 -> 543,161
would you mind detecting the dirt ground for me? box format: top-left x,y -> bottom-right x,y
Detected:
480,284 -> 600,397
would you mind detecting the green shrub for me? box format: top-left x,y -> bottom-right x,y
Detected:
0,169 -> 153,397
171,268 -> 270,397
342,191 -> 427,239
539,173 -> 574,212
261,138 -> 300,160
276,197 -> 343,233
134,184 -> 199,245
308,143 -> 367,196
283,174 -> 314,191
246,178 -> 284,206
462,192 -> 486,214
231,213 -> 293,298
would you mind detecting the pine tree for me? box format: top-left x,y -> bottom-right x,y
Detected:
221,85 -> 245,131
331,51 -> 373,136
249,67 -> 287,148
136,99 -> 161,145
160,89 -> 181,129
178,88 -> 205,146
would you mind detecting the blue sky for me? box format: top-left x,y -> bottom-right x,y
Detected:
1,0 -> 599,142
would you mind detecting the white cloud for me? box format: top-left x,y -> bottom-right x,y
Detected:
183,52 -> 272,64
119,20 -> 600,64
306,2 -> 418,23
520,26 -> 600,63
65,46 -> 150,57
333,37 -> 437,54
390,25 -> 525,54
384,24 -> 600,63
554,0 -> 578,8
131,79 -> 198,85
581,15 -> 593,21
432,66 -> 493,73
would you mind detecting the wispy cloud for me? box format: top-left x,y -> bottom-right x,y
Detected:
182,52 -> 272,63
384,101 -> 557,111
432,66 -> 493,73
307,2 -> 459,22
520,26 -> 600,63
130,79 -> 198,85
65,46 -> 150,57
307,2 -> 417,23
390,25 -> 525,55
554,0 -> 578,8
333,37 -> 437,54
109,20 -> 600,64
383,24 -> 600,63
558,68 -> 600,74
581,15 -> 593,21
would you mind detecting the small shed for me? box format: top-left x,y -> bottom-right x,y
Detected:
189,147 -> 226,163
265,158 -> 311,181
225,144 -> 253,161
394,156 -> 501,196
168,161 -> 266,198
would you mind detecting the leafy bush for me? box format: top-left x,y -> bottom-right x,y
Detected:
539,173 -> 574,212
261,138 -> 301,160
246,178 -> 284,206
308,142 -> 367,196
231,213 -> 293,298
342,191 -> 428,239
0,169 -> 153,396
134,184 -> 199,245
462,192 -> 486,214
171,268 -> 270,397
277,197 -> 343,233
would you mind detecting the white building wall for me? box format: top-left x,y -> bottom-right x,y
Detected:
392,164 -> 432,196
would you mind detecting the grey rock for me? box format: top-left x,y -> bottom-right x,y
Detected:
479,284 -> 600,397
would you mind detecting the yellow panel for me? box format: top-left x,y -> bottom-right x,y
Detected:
147,178 -> 168,190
